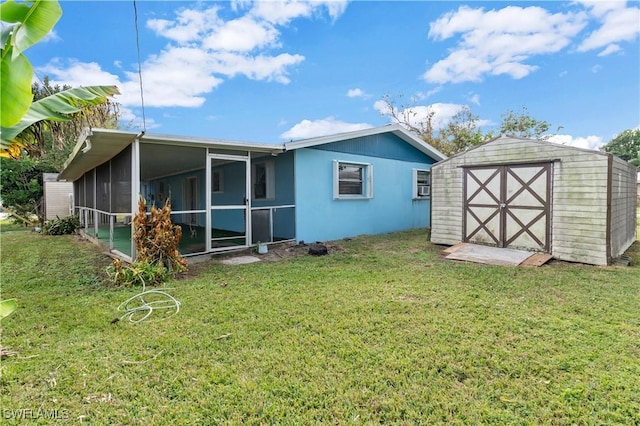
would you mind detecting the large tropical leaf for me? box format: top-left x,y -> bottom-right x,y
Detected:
0,0 -> 62,56
0,46 -> 33,128
1,0 -> 62,129
0,299 -> 17,320
0,85 -> 120,150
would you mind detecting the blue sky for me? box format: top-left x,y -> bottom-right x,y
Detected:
27,0 -> 640,149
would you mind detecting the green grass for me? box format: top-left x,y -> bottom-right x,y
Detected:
1,227 -> 639,425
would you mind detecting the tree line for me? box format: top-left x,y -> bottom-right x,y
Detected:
378,95 -> 639,165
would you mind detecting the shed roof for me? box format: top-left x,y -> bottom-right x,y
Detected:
433,135 -> 611,167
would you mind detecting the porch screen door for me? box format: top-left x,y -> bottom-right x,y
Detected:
208,155 -> 250,251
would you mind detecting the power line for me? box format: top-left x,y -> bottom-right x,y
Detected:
133,0 -> 147,133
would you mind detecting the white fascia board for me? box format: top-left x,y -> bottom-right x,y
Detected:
283,123 -> 447,162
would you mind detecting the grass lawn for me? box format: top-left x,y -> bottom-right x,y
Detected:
1,224 -> 639,424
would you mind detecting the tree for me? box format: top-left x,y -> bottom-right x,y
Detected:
601,129 -> 640,166
1,0 -> 119,157
377,94 -> 436,144
378,95 -> 555,156
0,156 -> 56,224
21,77 -> 120,169
435,106 -> 486,156
499,106 -> 551,139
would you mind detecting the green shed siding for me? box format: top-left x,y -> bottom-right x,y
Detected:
431,136 -> 637,266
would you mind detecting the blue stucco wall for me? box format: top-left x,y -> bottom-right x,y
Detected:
294,140 -> 434,243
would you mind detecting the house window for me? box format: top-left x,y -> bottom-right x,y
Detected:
252,160 -> 275,200
413,169 -> 430,199
212,170 -> 223,193
333,160 -> 373,199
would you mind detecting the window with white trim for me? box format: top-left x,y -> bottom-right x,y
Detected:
413,169 -> 430,199
333,160 -> 373,199
252,160 -> 275,200
211,170 -> 223,193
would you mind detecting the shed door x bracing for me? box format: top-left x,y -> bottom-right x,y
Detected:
463,163 -> 551,252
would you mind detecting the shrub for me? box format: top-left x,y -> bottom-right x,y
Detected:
105,258 -> 168,288
43,215 -> 80,235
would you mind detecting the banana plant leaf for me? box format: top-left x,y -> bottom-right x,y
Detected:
0,299 -> 17,320
0,0 -> 62,56
1,0 -> 62,128
0,85 -> 120,150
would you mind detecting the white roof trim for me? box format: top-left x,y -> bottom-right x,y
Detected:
59,125 -> 446,181
283,124 -> 446,161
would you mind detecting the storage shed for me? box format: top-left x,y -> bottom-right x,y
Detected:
43,173 -> 73,220
431,136 -> 637,266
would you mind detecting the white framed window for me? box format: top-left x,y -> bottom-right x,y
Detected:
252,160 -> 275,200
333,160 -> 373,199
413,169 -> 430,199
211,170 -> 224,193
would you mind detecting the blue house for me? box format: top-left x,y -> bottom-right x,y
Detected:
59,124 -> 445,261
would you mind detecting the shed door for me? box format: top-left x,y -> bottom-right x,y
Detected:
463,163 -> 551,252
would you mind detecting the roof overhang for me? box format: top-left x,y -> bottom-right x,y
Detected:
58,128 -> 285,181
283,124 -> 447,162
58,128 -> 138,181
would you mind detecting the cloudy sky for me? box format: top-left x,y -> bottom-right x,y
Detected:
27,0 -> 640,149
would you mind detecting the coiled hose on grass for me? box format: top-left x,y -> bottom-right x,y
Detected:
117,283 -> 181,323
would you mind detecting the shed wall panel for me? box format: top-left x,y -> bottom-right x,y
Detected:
44,181 -> 74,220
431,136 -> 620,265
609,157 -> 637,258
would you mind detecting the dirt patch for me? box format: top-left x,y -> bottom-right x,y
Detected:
256,241 -> 343,261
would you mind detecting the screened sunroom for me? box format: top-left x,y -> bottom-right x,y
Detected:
60,129 -> 296,261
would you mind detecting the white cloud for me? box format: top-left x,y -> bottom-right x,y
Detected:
373,101 -> 490,130
39,60 -> 121,87
42,30 -> 61,44
118,106 -> 159,131
597,43 -> 621,56
280,117 -> 371,140
468,93 -> 480,105
591,64 -> 602,73
578,2 -> 640,54
424,5 -> 588,84
547,134 -> 604,150
346,88 -> 369,98
146,7 -> 222,44
41,1 -> 348,114
202,15 -> 280,52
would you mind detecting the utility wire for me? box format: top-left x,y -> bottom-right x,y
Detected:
133,0 -> 147,133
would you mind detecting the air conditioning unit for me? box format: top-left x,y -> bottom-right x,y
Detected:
417,185 -> 430,196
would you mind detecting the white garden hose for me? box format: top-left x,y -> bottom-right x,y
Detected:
117,283 -> 181,323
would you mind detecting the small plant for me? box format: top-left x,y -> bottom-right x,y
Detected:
106,258 -> 168,287
43,215 -> 80,235
133,197 -> 187,274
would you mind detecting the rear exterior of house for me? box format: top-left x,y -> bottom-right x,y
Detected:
291,131 -> 441,242
430,136 -> 637,266
59,125 -> 444,261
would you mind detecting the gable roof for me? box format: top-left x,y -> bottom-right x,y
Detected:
59,124 -> 445,181
283,124 -> 446,161
433,134 -> 611,167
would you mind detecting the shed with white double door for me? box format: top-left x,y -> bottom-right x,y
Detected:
430,136 -> 637,266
